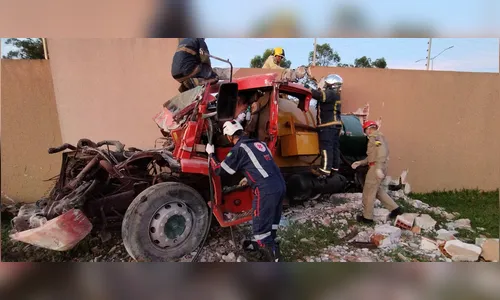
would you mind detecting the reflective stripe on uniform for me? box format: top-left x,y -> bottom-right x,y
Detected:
221,161 -> 236,174
322,150 -> 328,171
272,225 -> 279,230
254,231 -> 271,241
240,144 -> 269,178
321,90 -> 326,102
176,45 -> 197,55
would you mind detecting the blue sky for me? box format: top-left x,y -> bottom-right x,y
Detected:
2,38 -> 498,73
207,38 -> 499,73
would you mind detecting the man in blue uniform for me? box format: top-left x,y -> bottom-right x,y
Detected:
304,74 -> 344,177
171,38 -> 219,92
206,120 -> 286,262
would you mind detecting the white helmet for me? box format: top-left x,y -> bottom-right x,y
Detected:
324,74 -> 343,89
223,120 -> 243,136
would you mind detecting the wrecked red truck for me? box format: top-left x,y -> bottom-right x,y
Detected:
9,72 -> 403,262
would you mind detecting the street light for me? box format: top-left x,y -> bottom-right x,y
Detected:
416,45 -> 454,70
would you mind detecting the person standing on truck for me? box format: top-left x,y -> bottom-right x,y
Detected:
205,120 -> 286,262
304,74 -> 344,177
171,38 -> 219,93
262,47 -> 286,69
351,121 -> 403,224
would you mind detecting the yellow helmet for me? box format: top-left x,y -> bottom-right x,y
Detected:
272,47 -> 285,57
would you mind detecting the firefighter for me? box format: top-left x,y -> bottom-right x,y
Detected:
304,74 -> 344,177
171,38 -> 219,93
351,121 -> 403,224
205,120 -> 286,262
262,47 -> 286,69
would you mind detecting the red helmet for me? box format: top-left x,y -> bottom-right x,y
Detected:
362,120 -> 378,131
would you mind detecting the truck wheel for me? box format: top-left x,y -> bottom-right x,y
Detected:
122,182 -> 209,262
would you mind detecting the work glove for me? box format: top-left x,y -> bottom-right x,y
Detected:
206,143 -> 215,155
351,161 -> 362,169
376,168 -> 385,179
239,177 -> 248,186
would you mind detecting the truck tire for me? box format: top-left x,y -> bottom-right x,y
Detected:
122,182 -> 209,262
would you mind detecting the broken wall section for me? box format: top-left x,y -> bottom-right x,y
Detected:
1,60 -> 63,203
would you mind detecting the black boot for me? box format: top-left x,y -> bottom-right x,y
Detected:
259,243 -> 280,262
356,214 -> 374,225
389,207 -> 403,219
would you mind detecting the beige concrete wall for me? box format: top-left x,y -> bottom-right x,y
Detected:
47,39 -> 180,149
234,67 -> 500,193
2,40 -> 497,202
1,60 -> 63,203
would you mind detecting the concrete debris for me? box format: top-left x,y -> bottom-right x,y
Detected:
443,240 -> 482,262
222,252 -> 236,262
373,208 -> 390,223
411,200 -> 430,210
453,219 -> 472,230
436,229 -> 456,241
394,213 -> 418,230
415,214 -> 437,231
411,226 -> 421,234
420,237 -> 439,251
372,224 -> 402,248
403,183 -> 411,195
479,239 -> 499,262
4,178 -> 490,264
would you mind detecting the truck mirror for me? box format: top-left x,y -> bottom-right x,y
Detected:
216,82 -> 239,122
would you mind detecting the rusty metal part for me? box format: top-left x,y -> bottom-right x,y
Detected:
99,160 -> 123,179
48,143 -> 77,154
77,138 -> 98,148
96,140 -> 125,152
45,180 -> 98,219
66,156 -> 100,190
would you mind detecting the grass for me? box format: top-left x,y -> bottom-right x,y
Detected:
410,189 -> 499,238
279,220 -> 344,261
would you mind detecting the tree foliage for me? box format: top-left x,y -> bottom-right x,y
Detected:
308,43 -> 341,66
2,38 -> 45,59
250,48 -> 292,68
353,56 -> 387,68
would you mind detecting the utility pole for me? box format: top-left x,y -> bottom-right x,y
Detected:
313,38 -> 317,66
426,38 -> 432,71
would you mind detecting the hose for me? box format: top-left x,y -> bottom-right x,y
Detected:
191,117 -> 214,262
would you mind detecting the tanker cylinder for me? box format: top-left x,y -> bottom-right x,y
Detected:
286,173 -> 348,203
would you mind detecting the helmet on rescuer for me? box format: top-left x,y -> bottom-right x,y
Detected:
362,120 -> 378,131
272,47 -> 285,58
223,120 -> 243,136
324,74 -> 343,89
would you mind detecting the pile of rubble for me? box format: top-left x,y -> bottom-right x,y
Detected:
2,182 -> 497,263
280,189 -> 498,263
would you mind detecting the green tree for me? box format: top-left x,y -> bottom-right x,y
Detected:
354,56 -> 372,68
350,56 -> 387,68
372,57 -> 387,68
308,43 -> 341,66
2,38 -> 45,59
250,48 -> 292,68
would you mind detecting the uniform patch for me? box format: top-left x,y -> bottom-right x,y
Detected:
227,152 -> 233,157
254,142 -> 266,152
264,154 -> 271,161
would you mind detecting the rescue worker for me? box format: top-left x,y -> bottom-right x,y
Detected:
171,38 -> 219,93
262,47 -> 286,69
205,120 -> 286,262
304,74 -> 343,177
351,121 -> 403,224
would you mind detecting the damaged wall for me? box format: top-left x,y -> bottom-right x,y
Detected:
47,38 -> 180,148
2,41 -> 498,204
1,60 -> 63,203
282,66 -> 499,193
